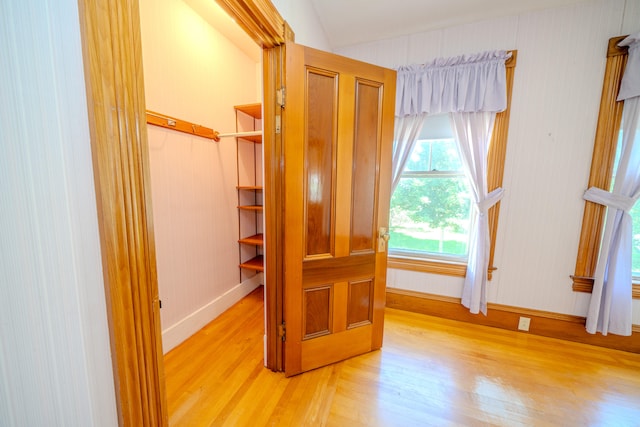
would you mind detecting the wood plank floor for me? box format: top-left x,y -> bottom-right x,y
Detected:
164,286 -> 640,426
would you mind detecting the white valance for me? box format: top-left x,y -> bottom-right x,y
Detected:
617,32 -> 640,101
395,50 -> 512,116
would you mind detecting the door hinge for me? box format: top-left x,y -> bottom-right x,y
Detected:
276,87 -> 285,108
278,321 -> 286,342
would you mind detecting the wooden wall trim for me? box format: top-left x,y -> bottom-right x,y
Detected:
388,256 -> 466,277
78,0 -> 167,425
215,0 -> 289,47
572,35 -> 639,299
263,45 -> 285,371
486,50 -> 516,280
572,276 -> 640,299
386,288 -> 640,353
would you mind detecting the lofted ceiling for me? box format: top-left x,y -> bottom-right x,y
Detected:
188,0 -> 593,59
309,0 -> 591,49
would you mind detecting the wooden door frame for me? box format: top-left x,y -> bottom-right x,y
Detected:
78,0 -> 290,424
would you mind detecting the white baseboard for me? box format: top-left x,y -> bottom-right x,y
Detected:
162,275 -> 262,354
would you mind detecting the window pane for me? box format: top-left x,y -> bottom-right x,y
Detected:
431,139 -> 462,171
610,125 -> 639,280
403,140 -> 431,172
633,199 -> 640,279
389,176 -> 471,257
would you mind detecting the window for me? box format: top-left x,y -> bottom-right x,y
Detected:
634,200 -> 640,279
388,52 -> 517,278
632,203 -> 640,279
572,35 -> 640,298
390,116 -> 472,261
612,130 -> 640,280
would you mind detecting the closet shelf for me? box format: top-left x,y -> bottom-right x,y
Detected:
239,134 -> 262,144
238,205 -> 263,211
240,255 -> 264,272
235,103 -> 264,277
239,233 -> 264,245
235,103 -> 262,119
237,185 -> 263,191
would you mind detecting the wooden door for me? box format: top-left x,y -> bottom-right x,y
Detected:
283,43 -> 396,376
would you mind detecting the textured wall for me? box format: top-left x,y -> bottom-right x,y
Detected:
336,0 -> 640,322
0,0 -> 117,425
271,0 -> 332,50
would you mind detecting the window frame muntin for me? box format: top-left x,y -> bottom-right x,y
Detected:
390,153 -> 472,260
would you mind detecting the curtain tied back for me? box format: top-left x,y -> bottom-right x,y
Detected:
584,187 -> 637,213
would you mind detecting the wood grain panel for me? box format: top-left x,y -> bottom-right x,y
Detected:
350,80 -> 381,253
303,286 -> 332,339
303,253 -> 375,287
78,0 -> 166,424
347,279 -> 373,328
305,69 -> 338,257
300,325 -> 373,373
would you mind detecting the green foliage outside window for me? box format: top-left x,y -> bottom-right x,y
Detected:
632,201 -> 640,277
389,139 -> 471,257
612,130 -> 640,278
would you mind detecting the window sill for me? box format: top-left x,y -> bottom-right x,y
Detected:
571,276 -> 640,299
388,255 -> 467,277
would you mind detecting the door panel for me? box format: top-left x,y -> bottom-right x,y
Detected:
284,42 -> 396,376
347,279 -> 374,327
305,68 -> 337,257
351,80 -> 383,254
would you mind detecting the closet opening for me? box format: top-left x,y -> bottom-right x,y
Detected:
139,0 -> 270,366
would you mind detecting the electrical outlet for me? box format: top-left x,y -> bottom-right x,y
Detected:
518,316 -> 531,331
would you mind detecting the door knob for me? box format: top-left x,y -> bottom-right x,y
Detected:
378,227 -> 390,252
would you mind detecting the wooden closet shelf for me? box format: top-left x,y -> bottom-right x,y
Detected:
239,255 -> 264,272
238,205 -> 263,211
239,233 -> 264,245
237,185 -> 263,191
238,134 -> 262,144
235,103 -> 262,119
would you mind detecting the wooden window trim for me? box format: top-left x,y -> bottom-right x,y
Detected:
390,51 -> 517,280
571,36 -> 640,300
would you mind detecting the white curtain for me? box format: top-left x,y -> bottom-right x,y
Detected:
396,51 -> 511,116
583,32 -> 640,336
394,50 -> 510,314
392,114 -> 427,193
450,112 -> 503,315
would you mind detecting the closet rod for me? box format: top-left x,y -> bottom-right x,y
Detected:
146,110 -> 263,142
216,131 -> 263,138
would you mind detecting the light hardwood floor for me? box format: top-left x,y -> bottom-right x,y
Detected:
164,286 -> 640,426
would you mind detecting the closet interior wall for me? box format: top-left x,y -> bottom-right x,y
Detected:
139,0 -> 262,353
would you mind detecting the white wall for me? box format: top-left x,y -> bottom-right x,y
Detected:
0,0 -> 117,425
271,0 -> 332,50
336,0 -> 640,323
139,0 -> 263,352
